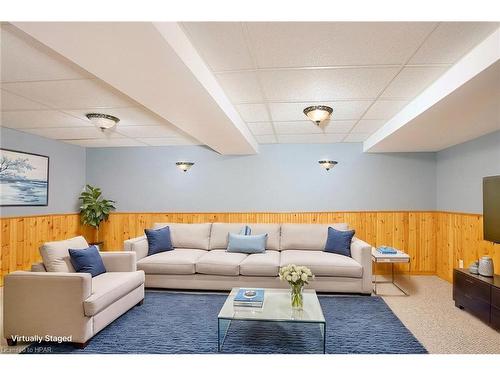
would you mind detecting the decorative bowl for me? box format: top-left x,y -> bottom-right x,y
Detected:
469,265 -> 479,274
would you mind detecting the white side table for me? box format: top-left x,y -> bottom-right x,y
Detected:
372,247 -> 410,296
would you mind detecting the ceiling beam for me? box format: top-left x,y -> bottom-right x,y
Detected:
364,28 -> 500,152
12,22 -> 259,155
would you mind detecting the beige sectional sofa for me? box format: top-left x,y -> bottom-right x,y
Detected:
124,222 -> 372,294
3,236 -> 145,348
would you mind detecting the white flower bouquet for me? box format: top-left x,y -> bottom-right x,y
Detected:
279,264 -> 314,309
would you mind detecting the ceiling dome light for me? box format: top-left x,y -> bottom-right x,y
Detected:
303,105 -> 333,125
318,160 -> 338,171
176,161 -> 194,172
86,113 -> 120,131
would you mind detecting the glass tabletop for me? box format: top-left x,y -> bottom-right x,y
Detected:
218,288 -> 326,323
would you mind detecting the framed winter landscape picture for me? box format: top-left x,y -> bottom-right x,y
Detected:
0,148 -> 49,206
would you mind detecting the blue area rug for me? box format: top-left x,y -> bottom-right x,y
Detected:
22,291 -> 427,354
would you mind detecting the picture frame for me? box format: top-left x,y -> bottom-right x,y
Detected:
0,148 -> 50,207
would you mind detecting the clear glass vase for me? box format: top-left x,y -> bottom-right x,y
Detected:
290,284 -> 304,310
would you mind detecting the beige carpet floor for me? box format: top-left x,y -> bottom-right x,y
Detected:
1,276 -> 498,354
378,275 -> 499,354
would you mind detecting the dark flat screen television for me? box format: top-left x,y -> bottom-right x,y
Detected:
483,175 -> 500,244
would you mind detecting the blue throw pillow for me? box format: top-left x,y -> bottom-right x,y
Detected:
145,226 -> 173,256
324,227 -> 355,257
227,233 -> 267,254
68,245 -> 106,277
239,225 -> 252,235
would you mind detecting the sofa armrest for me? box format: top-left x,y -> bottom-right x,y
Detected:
3,271 -> 93,343
100,251 -> 137,272
124,235 -> 148,261
31,262 -> 47,272
350,238 -> 373,294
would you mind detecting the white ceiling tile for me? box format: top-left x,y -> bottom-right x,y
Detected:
216,71 -> 264,103
268,101 -> 371,121
20,127 -> 125,140
1,90 -> 48,110
266,120 -> 356,134
258,68 -> 399,101
1,109 -> 91,128
410,22 -> 500,64
323,120 -> 357,133
350,119 -> 386,133
137,137 -> 201,146
66,138 -> 147,147
0,24 -> 91,82
247,122 -> 274,135
235,103 -> 270,122
344,133 -> 371,142
255,134 -> 277,144
64,107 -> 169,127
2,79 -> 133,109
381,66 -> 449,99
182,22 -> 254,71
116,125 -> 180,138
274,121 -> 322,134
246,22 -> 435,68
277,133 -> 346,144
363,100 -> 409,119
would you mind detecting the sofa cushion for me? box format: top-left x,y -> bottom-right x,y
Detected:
68,245 -> 107,277
137,249 -> 207,275
210,223 -> 280,250
195,250 -> 247,276
153,223 -> 211,250
83,271 -> 145,317
40,236 -> 89,272
227,233 -> 268,254
280,224 -> 349,251
145,226 -> 173,256
280,250 -> 362,278
239,250 -> 280,276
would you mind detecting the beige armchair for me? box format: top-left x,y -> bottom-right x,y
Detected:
3,237 -> 145,349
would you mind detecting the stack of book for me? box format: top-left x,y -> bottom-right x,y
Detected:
233,288 -> 265,308
377,246 -> 398,254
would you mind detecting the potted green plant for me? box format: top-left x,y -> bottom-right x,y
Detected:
79,184 -> 116,245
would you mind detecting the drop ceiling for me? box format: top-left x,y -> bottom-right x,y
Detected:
366,49 -> 500,152
0,23 -> 201,147
1,22 -> 499,150
182,22 -> 499,145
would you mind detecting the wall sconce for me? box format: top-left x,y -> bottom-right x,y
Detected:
318,160 -> 338,171
176,161 -> 194,172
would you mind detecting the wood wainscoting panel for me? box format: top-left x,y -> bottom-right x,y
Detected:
0,214 -> 82,286
436,212 -> 500,282
1,211 -> 497,286
97,211 -> 438,276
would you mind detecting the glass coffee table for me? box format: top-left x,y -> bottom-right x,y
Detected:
217,288 -> 326,353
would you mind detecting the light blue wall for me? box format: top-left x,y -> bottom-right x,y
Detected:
4,127 -> 497,216
85,143 -> 437,212
436,130 -> 500,214
0,127 -> 86,217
